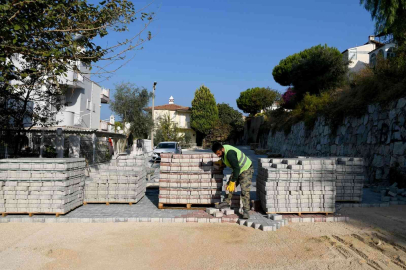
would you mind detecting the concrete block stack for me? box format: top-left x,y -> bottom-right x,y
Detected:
84,155 -> 146,203
256,158 -> 336,213
158,154 -> 224,206
0,158 -> 86,214
335,157 -> 364,202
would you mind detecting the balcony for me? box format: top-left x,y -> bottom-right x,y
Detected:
58,70 -> 84,87
101,88 -> 110,104
100,121 -> 108,131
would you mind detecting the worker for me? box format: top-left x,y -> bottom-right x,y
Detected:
212,142 -> 253,219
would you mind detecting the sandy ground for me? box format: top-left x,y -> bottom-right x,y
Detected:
0,206 -> 405,270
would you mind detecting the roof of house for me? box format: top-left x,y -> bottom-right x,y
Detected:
144,104 -> 191,112
341,40 -> 385,54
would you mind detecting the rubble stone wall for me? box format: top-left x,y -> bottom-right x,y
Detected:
267,97 -> 406,183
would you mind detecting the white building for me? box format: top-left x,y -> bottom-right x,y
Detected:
369,42 -> 397,67
56,64 -> 110,130
342,36 -> 384,73
144,96 -> 196,144
10,55 -> 109,130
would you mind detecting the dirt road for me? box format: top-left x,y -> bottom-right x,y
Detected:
0,206 -> 405,270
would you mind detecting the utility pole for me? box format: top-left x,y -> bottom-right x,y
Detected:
151,81 -> 157,148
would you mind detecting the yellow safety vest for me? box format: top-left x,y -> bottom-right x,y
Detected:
222,145 -> 252,175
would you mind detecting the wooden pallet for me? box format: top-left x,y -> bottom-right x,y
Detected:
1,204 -> 83,218
158,203 -> 216,210
83,202 -> 136,206
266,211 -> 334,216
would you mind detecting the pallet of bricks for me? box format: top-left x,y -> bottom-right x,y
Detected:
297,156 -> 365,202
158,153 -> 224,209
0,158 -> 86,217
84,154 -> 146,205
257,158 -> 336,215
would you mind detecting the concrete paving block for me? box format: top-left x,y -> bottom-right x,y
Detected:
325,217 -> 335,222
301,217 -> 314,223
162,218 -> 173,223
268,214 -> 283,221
174,218 -> 185,223
44,218 -> 57,223
246,221 -> 254,227
150,218 -> 161,223
209,218 -> 220,223
253,222 -> 261,229
261,225 -> 273,232
197,218 -> 207,223
238,219 -> 247,226
214,212 -> 223,218
206,208 -> 219,214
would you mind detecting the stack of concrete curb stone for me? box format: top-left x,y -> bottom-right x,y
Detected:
0,158 -> 86,215
257,158 -> 336,214
84,154 -> 146,204
158,154 -> 224,206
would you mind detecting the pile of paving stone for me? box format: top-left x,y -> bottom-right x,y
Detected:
84,154 -> 146,204
380,182 -> 406,203
335,157 -> 364,202
0,158 -> 86,214
158,154 -> 224,206
257,158 -> 336,214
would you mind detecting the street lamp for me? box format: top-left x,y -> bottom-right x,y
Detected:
151,81 -> 157,147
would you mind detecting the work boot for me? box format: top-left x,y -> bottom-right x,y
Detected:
215,202 -> 230,209
242,210 -> 250,219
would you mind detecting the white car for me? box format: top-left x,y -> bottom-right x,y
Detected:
152,142 -> 182,161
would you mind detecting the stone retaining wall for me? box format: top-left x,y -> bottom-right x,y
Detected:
267,97 -> 406,183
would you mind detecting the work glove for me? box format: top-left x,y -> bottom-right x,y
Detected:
226,181 -> 236,193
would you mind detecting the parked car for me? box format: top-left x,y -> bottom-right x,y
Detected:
152,141 -> 182,161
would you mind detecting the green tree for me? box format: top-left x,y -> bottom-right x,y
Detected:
217,103 -> 244,139
236,87 -> 280,116
360,0 -> 406,45
0,0 -> 154,152
154,113 -> 184,145
191,85 -> 219,135
110,82 -> 153,138
272,45 -> 348,99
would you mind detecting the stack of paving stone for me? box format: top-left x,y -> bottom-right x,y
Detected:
256,158 -> 336,214
158,154 -> 224,207
335,157 -> 364,202
297,156 -> 365,202
0,158 -> 86,214
84,154 -> 146,204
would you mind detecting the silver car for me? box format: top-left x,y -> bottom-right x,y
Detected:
152,141 -> 182,161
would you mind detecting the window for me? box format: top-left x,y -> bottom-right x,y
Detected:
370,53 -> 376,67
86,99 -> 91,110
387,47 -> 396,58
179,114 -> 185,127
348,48 -> 357,61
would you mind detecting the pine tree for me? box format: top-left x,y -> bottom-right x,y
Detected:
191,85 -> 219,136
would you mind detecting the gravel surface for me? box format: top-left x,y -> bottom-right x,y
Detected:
1,206 -> 405,270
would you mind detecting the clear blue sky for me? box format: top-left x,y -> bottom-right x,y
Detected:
96,0 -> 375,121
